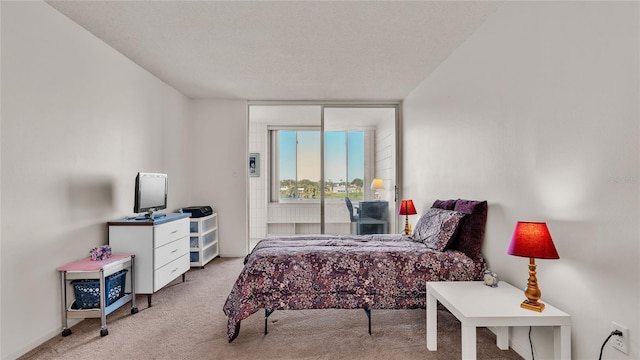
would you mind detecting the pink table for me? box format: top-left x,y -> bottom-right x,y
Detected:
57,254 -> 138,337
57,254 -> 132,272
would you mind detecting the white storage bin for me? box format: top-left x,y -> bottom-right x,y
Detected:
188,213 -> 219,268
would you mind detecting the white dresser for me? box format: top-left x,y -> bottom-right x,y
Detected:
108,213 -> 191,307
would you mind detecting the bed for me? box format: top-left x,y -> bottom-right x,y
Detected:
223,199 -> 488,342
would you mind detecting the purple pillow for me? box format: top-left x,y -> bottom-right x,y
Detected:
411,208 -> 466,251
432,199 -> 457,210
451,200 -> 488,259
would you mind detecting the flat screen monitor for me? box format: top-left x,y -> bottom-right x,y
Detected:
133,172 -> 167,217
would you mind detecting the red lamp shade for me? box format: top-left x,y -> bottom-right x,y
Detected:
507,221 -> 559,259
398,200 -> 417,216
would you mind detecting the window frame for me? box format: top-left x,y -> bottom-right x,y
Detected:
269,127 -> 371,204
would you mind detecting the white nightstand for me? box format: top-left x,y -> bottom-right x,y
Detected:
426,281 -> 571,360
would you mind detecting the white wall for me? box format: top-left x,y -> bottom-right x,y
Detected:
403,2 -> 639,359
0,0 -> 4,352
0,2 -> 192,358
249,121 -> 268,239
189,99 -> 248,257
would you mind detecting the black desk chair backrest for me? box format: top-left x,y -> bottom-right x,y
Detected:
345,197 -> 358,222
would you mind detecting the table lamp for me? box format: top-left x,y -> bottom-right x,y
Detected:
506,221 -> 559,312
370,178 -> 384,200
399,199 -> 417,235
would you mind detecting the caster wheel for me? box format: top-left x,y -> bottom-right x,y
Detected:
100,328 -> 108,337
131,307 -> 139,314
61,328 -> 72,337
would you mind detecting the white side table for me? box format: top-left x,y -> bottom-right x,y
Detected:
426,281 -> 571,360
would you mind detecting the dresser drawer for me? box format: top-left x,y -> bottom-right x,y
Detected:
154,218 -> 189,248
154,253 -> 189,291
154,236 -> 189,270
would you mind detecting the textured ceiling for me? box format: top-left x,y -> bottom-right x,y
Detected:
46,1 -> 501,101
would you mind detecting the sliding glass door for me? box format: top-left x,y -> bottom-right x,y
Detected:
248,104 -> 397,248
323,107 -> 397,235
248,105 -> 321,249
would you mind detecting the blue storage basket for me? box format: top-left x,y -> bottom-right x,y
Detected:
71,270 -> 127,309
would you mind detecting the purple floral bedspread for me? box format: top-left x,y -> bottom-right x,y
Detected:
223,234 -> 486,342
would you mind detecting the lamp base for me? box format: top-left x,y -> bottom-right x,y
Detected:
404,215 -> 411,235
521,299 -> 545,312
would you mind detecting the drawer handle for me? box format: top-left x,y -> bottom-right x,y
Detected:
171,267 -> 178,273
170,230 -> 178,234
170,249 -> 178,254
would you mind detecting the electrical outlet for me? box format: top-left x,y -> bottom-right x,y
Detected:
612,321 -> 629,354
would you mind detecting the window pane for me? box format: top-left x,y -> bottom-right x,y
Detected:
277,130 -> 364,202
279,130 -> 321,200
279,131 -> 297,199
324,132 -> 347,199
296,131 -> 320,199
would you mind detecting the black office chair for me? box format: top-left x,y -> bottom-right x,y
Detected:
345,197 -> 360,234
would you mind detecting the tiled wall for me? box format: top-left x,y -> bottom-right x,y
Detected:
267,202 -> 349,222
266,202 -> 351,236
374,117 -> 397,232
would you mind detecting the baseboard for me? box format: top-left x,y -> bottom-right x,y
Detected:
488,326 -> 531,360
3,319 -> 81,360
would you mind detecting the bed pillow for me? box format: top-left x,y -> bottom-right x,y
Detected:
450,200 -> 488,259
411,208 -> 466,251
432,199 -> 457,210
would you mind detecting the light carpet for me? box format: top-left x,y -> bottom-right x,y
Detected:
21,257 -> 523,359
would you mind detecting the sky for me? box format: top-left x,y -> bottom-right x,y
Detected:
280,130 -> 364,183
